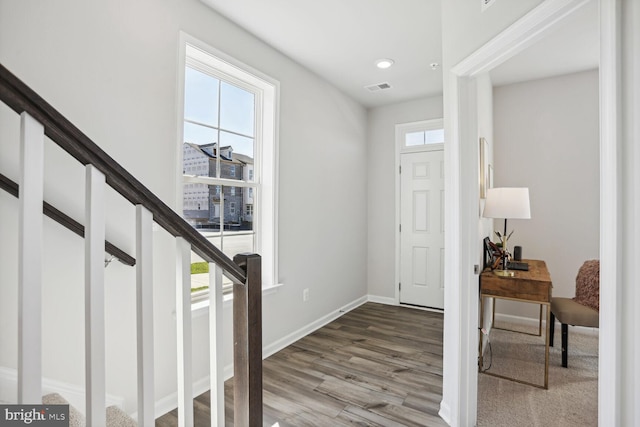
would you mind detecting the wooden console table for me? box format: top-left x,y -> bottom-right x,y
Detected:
479,259 -> 553,389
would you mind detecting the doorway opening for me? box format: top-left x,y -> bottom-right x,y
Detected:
439,0 -> 618,425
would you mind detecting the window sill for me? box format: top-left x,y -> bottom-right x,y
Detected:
191,282 -> 284,318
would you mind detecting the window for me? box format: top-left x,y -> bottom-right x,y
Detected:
179,37 -> 279,300
404,128 -> 444,147
398,119 -> 444,152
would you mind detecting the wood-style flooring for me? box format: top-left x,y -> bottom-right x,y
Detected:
156,302 -> 447,426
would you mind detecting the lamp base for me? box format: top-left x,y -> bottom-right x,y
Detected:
493,269 -> 515,277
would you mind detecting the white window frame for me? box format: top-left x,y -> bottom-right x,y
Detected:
398,118 -> 444,153
177,33 -> 280,299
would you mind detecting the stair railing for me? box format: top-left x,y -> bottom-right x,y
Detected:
0,63 -> 262,427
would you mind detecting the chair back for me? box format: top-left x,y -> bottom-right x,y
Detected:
573,260 -> 600,311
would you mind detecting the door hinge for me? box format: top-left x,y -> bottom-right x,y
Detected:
399,282 -> 402,290
399,224 -> 401,232
399,165 -> 402,174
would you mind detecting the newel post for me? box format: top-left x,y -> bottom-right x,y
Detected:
232,253 -> 263,427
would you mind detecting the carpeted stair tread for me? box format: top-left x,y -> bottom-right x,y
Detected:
106,405 -> 137,427
43,393 -> 85,427
42,392 -> 137,426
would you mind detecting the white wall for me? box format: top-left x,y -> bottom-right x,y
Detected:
366,96 -> 443,301
492,70 -> 600,318
0,0 -> 368,415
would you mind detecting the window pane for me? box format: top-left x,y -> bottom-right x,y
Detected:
220,82 -> 255,137
189,251 -> 210,293
184,67 -> 219,127
425,129 -> 445,144
210,185 -> 222,229
405,131 -> 425,146
189,236 -> 229,295
183,143 -> 213,178
222,231 -> 254,260
184,122 -> 217,147
220,131 -> 254,162
223,186 -> 244,225
182,182 -> 212,227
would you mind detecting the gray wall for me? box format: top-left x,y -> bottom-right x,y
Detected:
366,96 -> 443,300
492,69 -> 600,318
0,0 -> 367,414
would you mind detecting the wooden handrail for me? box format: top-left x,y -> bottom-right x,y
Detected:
0,172 -> 136,266
0,63 -> 246,284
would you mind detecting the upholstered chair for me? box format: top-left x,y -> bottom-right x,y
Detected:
550,260 -> 599,368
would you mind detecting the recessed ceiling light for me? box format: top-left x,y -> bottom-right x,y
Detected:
375,59 -> 394,69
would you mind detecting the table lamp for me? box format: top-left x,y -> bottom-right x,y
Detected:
482,187 -> 531,276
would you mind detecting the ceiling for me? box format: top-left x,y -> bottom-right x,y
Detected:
200,0 -> 598,109
490,0 -> 599,87
200,0 -> 442,108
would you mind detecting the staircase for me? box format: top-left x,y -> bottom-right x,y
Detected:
0,63 -> 263,426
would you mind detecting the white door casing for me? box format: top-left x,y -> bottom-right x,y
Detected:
400,150 -> 445,308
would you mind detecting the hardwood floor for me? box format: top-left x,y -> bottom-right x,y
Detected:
156,302 -> 447,426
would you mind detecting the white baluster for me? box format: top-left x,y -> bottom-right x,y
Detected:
176,237 -> 193,427
136,206 -> 154,426
18,112 -> 44,404
209,264 -> 224,426
85,165 -> 106,426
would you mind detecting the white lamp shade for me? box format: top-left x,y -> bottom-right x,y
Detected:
483,187 -> 531,219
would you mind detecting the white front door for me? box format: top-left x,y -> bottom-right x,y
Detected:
400,149 -> 445,308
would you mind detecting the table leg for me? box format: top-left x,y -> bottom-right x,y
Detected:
492,298 -> 495,326
544,303 -> 550,389
479,295 -> 485,371
538,304 -> 543,336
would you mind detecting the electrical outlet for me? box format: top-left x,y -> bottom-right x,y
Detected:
303,288 -> 309,302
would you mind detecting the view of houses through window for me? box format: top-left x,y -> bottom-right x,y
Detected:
182,58 -> 259,297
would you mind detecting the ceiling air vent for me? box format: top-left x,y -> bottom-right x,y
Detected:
365,82 -> 392,93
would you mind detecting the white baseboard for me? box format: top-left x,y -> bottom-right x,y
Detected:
0,366 -> 124,415
367,294 -> 397,306
438,401 -> 452,426
493,312 -> 599,337
262,295 -> 368,359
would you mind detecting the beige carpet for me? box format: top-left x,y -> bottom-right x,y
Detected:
477,323 -> 598,427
